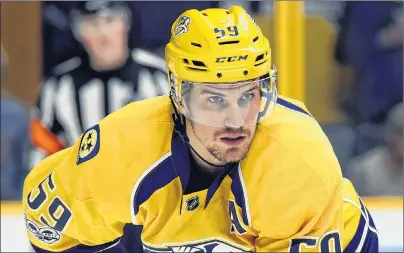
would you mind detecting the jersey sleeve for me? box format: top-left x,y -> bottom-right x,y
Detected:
254,138 -> 344,252
23,122 -> 134,252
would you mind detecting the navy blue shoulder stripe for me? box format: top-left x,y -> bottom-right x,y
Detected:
276,97 -> 311,117
230,166 -> 250,226
132,153 -> 177,216
344,198 -> 379,252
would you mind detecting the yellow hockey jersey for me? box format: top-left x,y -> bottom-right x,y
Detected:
23,96 -> 379,252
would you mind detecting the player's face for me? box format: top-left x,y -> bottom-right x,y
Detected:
79,12 -> 128,70
185,81 -> 260,163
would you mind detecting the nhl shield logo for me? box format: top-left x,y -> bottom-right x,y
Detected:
186,196 -> 199,211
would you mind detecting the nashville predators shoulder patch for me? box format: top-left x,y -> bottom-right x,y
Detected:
76,124 -> 100,165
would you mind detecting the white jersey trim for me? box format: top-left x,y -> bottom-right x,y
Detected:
237,164 -> 252,226
342,196 -> 379,252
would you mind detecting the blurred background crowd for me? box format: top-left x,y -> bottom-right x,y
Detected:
1,0 -> 403,201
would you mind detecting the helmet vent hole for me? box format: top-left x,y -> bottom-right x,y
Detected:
253,36 -> 259,43
217,73 -> 222,78
183,59 -> 189,64
191,42 -> 202,48
254,59 -> 268,67
192,60 -> 206,67
202,12 -> 208,16
244,70 -> 248,75
226,11 -> 230,14
255,54 -> 264,62
188,67 -> 207,72
218,40 -> 239,45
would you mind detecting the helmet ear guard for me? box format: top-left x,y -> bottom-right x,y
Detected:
168,71 -> 188,127
168,71 -> 182,112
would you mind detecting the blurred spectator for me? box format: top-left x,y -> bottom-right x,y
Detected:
321,2 -> 357,172
334,2 -> 357,120
346,103 -> 403,196
30,1 -> 168,167
344,1 -> 403,124
1,45 -> 30,200
330,1 -> 403,163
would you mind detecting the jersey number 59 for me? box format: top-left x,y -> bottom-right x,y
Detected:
26,172 -> 72,232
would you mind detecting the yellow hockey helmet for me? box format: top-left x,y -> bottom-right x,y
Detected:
166,6 -> 277,127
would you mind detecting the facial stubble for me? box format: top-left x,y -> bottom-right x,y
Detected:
191,121 -> 255,163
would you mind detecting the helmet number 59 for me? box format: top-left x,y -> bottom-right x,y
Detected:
214,26 -> 239,39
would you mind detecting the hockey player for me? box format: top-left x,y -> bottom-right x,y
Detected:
23,6 -> 379,253
30,1 -> 168,167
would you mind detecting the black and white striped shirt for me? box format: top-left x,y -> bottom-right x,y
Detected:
31,48 -> 168,167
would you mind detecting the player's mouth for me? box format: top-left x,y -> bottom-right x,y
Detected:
220,135 -> 246,146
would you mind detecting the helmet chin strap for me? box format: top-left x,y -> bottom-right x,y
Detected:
170,98 -> 225,169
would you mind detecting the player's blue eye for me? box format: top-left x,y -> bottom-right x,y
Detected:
238,92 -> 255,107
240,93 -> 255,101
207,96 -> 225,104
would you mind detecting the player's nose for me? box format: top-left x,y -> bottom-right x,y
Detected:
224,105 -> 245,128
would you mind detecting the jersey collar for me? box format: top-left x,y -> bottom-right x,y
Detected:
171,129 -> 237,208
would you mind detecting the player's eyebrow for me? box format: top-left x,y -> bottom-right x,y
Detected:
200,89 -> 226,97
241,86 -> 258,95
200,86 -> 258,97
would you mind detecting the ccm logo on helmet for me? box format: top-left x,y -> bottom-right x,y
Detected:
216,55 -> 248,63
